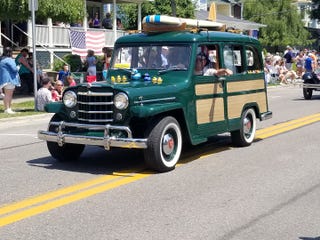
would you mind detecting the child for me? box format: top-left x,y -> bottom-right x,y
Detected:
67,76 -> 76,86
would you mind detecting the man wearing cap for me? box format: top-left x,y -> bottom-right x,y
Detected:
283,46 -> 294,70
161,46 -> 169,68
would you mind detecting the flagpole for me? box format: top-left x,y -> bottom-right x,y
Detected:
83,0 -> 87,31
30,0 -> 38,111
113,0 -> 117,41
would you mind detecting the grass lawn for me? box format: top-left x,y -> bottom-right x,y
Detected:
0,100 -> 44,119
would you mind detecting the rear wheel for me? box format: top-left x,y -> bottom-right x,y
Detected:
303,88 -> 313,100
47,114 -> 85,162
231,108 -> 256,147
144,116 -> 182,172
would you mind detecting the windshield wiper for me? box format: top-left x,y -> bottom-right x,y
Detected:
158,66 -> 188,75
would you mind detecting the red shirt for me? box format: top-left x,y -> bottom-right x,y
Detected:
51,90 -> 61,101
69,81 -> 76,87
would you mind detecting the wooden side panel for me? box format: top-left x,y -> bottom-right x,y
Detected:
196,98 -> 225,124
228,92 -> 267,119
195,83 -> 223,95
227,79 -> 265,93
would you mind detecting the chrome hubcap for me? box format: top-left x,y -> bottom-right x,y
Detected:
243,117 -> 252,135
162,133 -> 175,155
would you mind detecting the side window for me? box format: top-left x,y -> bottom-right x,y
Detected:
194,44 -> 219,75
223,45 -> 243,74
245,46 -> 262,71
113,47 -> 133,69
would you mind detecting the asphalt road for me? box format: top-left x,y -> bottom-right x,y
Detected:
0,85 -> 320,240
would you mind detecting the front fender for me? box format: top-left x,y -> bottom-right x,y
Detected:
44,101 -> 65,113
130,102 -> 183,118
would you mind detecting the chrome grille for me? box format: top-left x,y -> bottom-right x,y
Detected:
77,91 -> 114,124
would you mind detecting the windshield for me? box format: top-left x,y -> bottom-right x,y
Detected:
111,45 -> 191,70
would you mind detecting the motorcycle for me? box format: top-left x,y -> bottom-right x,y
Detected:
302,71 -> 320,99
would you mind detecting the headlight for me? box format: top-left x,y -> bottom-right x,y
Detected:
63,91 -> 77,108
114,93 -> 129,110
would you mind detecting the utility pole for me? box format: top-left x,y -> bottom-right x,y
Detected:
29,0 -> 38,110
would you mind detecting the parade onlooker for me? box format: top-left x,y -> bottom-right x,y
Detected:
15,48 -> 34,95
295,51 -> 305,78
102,47 -> 112,70
90,12 -> 100,28
278,60 -> 297,85
117,18 -> 123,30
272,52 -> 282,65
0,47 -> 21,114
36,78 -> 53,111
56,64 -> 70,84
102,13 -> 113,29
309,50 -> 318,70
283,46 -> 294,70
51,80 -> 64,101
66,75 -> 76,87
85,50 -> 97,77
304,53 -> 314,73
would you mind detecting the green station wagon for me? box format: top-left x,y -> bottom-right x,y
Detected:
38,27 -> 272,172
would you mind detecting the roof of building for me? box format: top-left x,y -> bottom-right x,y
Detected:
196,9 -> 266,31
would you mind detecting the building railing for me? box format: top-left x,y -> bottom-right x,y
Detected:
34,24 -> 127,48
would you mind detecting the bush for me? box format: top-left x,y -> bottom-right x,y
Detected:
53,54 -> 104,72
96,55 -> 104,72
53,54 -> 83,72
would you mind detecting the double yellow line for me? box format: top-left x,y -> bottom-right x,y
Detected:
0,169 -> 152,227
1,112 -> 320,227
256,112 -> 320,139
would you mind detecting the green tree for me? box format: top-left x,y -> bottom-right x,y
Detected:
118,0 -> 195,30
243,0 -> 313,51
0,0 -> 85,23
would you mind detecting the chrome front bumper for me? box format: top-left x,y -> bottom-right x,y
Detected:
38,121 -> 148,150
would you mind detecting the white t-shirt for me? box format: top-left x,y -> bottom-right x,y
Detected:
36,87 -> 52,111
203,68 -> 218,76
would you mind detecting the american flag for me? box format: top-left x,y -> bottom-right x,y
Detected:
69,29 -> 105,57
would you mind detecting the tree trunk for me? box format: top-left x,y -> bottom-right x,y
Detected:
171,0 -> 177,17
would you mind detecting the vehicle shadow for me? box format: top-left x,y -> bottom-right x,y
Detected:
292,94 -> 320,101
27,134 -> 233,174
299,237 -> 320,240
27,147 -> 146,175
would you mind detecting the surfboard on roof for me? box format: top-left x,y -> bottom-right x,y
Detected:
142,15 -> 225,33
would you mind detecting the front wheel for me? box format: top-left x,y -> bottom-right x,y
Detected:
144,117 -> 182,172
303,88 -> 313,100
46,114 -> 85,162
231,108 -> 256,147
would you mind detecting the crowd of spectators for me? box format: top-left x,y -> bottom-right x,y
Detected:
264,46 -> 320,85
55,12 -> 123,30
88,12 -> 123,30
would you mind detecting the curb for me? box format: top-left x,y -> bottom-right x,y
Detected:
0,113 -> 53,123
